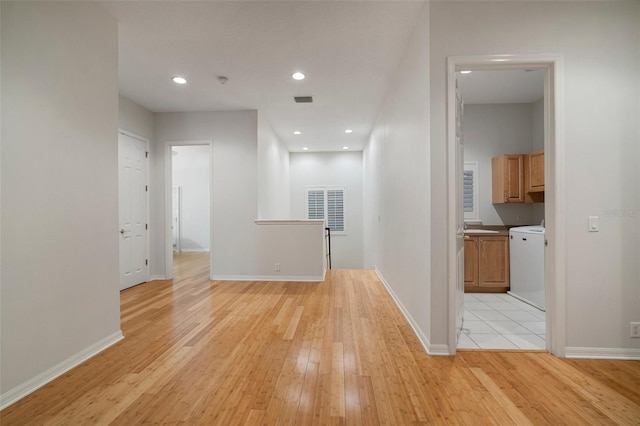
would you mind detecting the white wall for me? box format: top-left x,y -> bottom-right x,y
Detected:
257,112 -> 290,219
463,103 -> 537,226
254,220 -> 325,281
290,151 -> 363,269
430,1 -> 640,353
153,111 -> 259,278
118,95 -> 154,142
172,145 -> 210,251
363,4 -> 433,349
1,1 -> 121,402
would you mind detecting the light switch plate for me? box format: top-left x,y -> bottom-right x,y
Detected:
588,216 -> 599,232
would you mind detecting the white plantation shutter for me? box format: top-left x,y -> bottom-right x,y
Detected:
326,189 -> 345,232
463,162 -> 479,221
463,170 -> 474,212
307,189 -> 325,220
306,186 -> 346,233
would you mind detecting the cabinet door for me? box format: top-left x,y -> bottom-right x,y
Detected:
505,155 -> 524,202
527,149 -> 545,192
492,154 -> 524,203
464,237 -> 478,288
478,236 -> 510,288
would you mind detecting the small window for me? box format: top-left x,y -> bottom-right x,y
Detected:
464,162 -> 479,222
306,186 -> 346,233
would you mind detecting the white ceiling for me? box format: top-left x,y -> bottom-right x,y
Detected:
99,1 -> 426,152
457,69 -> 544,105
100,2 -> 544,152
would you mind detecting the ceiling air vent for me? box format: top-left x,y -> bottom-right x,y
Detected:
294,96 -> 313,103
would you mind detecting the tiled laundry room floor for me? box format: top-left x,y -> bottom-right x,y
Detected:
458,293 -> 546,350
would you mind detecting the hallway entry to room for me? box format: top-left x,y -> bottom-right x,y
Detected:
166,142 -> 213,280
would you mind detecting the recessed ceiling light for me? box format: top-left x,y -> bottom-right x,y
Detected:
460,70 -> 472,74
342,146 -> 349,150
293,131 -> 301,135
345,129 -> 353,134
172,76 -> 188,85
302,147 -> 309,151
292,72 -> 306,81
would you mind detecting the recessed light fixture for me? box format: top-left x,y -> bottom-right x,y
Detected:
342,146 -> 349,150
292,72 -> 306,81
460,70 -> 472,74
172,76 -> 188,85
302,147 -> 309,151
293,131 -> 301,135
345,129 -> 353,134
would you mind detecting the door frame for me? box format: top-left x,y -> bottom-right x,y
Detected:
164,140 -> 214,280
118,129 -> 150,288
446,54 -> 566,356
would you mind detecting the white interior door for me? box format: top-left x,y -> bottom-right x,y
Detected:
119,132 -> 148,290
455,78 -> 465,341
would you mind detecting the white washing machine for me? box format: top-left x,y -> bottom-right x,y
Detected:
508,226 -> 545,310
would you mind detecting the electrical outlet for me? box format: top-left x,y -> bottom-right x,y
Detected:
631,322 -> 640,338
275,263 -> 280,272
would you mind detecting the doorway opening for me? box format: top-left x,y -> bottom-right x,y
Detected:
165,141 -> 213,281
459,69 -> 546,350
446,54 -> 566,357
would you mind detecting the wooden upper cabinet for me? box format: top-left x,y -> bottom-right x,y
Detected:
492,154 -> 524,203
526,149 -> 545,192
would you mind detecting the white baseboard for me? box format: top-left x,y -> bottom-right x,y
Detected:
149,275 -> 167,281
211,271 -> 326,283
565,347 -> 640,360
374,267 -> 450,356
428,344 -> 452,356
0,331 -> 124,410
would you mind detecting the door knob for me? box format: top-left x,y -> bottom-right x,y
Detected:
120,229 -> 125,234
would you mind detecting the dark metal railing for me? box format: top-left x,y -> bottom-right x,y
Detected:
325,227 -> 332,270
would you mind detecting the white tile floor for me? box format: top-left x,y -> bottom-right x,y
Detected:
458,293 -> 546,350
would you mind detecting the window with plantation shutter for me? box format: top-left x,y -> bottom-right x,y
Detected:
463,162 -> 479,221
326,189 -> 344,232
306,186 -> 346,234
307,189 -> 325,220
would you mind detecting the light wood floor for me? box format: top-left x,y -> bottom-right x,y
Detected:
2,252 -> 639,425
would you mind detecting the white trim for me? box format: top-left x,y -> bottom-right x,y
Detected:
211,272 -> 326,283
118,129 -> 150,287
0,331 -> 124,410
164,140 -> 214,280
374,268 -> 449,356
149,275 -> 167,281
565,347 -> 640,360
446,54 -> 565,357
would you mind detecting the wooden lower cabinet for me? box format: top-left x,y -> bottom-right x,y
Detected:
464,235 -> 510,292
464,238 -> 479,287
